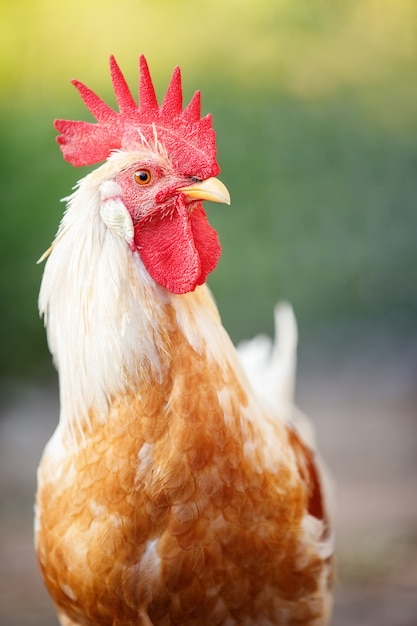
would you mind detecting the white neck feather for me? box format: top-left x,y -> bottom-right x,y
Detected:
39,157 -> 232,442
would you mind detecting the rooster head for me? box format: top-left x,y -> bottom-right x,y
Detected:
54,56 -> 230,294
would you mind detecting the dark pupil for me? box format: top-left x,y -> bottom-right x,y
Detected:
139,171 -> 148,181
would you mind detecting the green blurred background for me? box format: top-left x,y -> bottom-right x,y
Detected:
1,0 -> 416,379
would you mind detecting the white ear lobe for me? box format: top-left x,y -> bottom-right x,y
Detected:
99,181 -> 134,247
100,197 -> 134,245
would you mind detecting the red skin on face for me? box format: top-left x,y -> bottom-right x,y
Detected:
114,164 -> 221,294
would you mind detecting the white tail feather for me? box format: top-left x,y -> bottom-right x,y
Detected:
237,303 -> 319,447
237,302 -> 297,416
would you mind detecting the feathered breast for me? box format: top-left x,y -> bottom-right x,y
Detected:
36,298 -> 332,626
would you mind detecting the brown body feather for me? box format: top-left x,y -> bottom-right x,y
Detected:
36,304 -> 332,626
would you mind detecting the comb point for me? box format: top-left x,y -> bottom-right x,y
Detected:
71,79 -> 116,123
161,66 -> 183,117
138,54 -> 158,112
110,55 -> 137,113
183,90 -> 201,124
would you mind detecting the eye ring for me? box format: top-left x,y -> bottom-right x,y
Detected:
133,169 -> 152,186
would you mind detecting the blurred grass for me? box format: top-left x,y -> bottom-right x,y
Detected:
0,0 -> 416,378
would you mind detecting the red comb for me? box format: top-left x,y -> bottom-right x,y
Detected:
55,56 -> 219,179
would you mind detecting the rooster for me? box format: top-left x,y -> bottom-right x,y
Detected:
36,56 -> 334,626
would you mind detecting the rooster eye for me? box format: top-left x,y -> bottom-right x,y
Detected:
134,169 -> 152,185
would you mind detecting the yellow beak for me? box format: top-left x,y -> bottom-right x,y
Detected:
178,177 -> 231,205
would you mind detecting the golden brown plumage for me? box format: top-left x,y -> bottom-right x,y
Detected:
36,57 -> 334,626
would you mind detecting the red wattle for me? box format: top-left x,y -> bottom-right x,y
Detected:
134,200 -> 221,294
189,206 -> 222,285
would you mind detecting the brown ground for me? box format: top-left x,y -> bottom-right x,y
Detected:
1,331 -> 416,625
